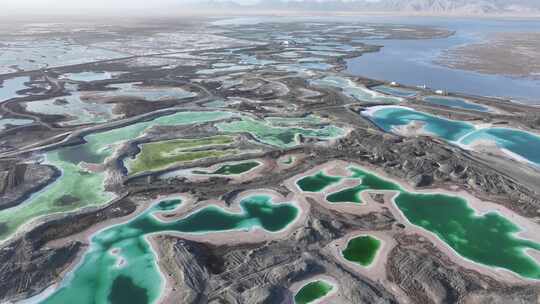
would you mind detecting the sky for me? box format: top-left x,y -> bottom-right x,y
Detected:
0,0 -> 427,19
3,0 -> 190,10
1,0 -> 257,15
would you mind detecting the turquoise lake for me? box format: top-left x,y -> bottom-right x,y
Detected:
460,128 -> 540,166
366,106 -> 474,141
365,106 -> 540,166
40,194 -> 299,304
423,96 -> 491,112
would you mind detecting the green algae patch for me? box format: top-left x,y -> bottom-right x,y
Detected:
129,149 -> 235,175
0,111 -> 234,242
40,194 -> 299,304
294,280 -> 334,304
216,115 -> 344,148
127,136 -> 236,175
296,172 -> 342,192
296,165 -> 540,280
60,111 -> 234,165
0,152 -> 114,241
342,235 -> 381,266
193,161 -> 260,175
143,136 -> 233,152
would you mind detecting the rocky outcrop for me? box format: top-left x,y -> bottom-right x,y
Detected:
336,128 -> 540,217
0,238 -> 81,302
0,162 -> 60,211
153,201 -> 398,304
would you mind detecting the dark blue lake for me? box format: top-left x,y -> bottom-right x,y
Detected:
345,17 -> 540,104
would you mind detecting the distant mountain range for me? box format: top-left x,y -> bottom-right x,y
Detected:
188,0 -> 540,15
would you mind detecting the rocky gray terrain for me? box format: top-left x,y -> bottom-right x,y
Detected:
0,18 -> 539,304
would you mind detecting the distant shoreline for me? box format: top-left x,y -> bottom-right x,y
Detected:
1,11 -> 540,21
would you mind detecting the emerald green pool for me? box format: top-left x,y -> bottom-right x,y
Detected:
294,280 -> 334,304
300,166 -> 540,279
282,156 -> 295,165
0,111 -> 234,242
395,192 -> 540,279
342,235 -> 381,266
40,194 -> 299,304
192,161 -> 260,175
296,172 -> 342,192
326,168 -> 400,203
326,185 -> 365,203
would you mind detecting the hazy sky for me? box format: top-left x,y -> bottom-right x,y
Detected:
3,0 -> 192,10
1,0 -> 258,15
2,0 -> 388,15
